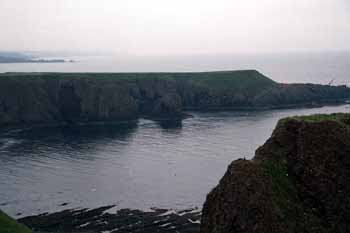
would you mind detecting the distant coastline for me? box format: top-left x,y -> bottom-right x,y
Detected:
0,57 -> 73,63
0,52 -> 73,63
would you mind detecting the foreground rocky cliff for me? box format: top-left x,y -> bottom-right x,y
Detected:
201,113 -> 350,233
0,70 -> 350,127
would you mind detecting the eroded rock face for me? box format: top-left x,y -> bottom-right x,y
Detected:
201,115 -> 350,233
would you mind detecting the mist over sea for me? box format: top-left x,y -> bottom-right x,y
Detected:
0,51 -> 349,85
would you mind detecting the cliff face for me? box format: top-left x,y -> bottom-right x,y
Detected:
0,74 -> 183,126
0,70 -> 350,127
200,113 -> 350,233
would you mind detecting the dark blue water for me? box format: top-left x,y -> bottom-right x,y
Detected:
1,105 -> 350,217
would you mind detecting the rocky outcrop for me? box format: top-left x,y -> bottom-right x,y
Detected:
0,71 -> 350,127
200,113 -> 350,233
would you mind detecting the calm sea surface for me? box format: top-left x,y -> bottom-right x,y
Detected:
1,52 -> 350,217
1,106 -> 350,217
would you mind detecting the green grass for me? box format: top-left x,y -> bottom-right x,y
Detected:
0,210 -> 32,233
0,70 -> 279,101
0,70 -> 276,85
183,70 -> 277,92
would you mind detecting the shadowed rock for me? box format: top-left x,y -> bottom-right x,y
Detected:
58,82 -> 82,122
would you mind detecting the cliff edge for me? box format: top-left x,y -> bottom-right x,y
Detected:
201,113 -> 350,233
0,210 -> 32,233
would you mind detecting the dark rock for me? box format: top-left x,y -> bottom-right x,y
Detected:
59,203 -> 69,207
58,82 -> 82,122
151,94 -> 183,118
200,114 -> 350,233
18,206 -> 201,233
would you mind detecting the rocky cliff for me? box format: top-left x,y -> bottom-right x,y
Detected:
0,70 -> 349,127
200,113 -> 350,233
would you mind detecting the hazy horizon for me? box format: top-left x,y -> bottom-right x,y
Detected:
1,0 -> 349,57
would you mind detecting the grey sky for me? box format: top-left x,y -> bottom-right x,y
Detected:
0,0 -> 349,56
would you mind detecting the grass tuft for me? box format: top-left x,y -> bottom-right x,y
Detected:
279,113 -> 350,126
0,210 -> 32,233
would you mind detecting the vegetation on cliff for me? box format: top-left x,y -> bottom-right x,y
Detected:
201,113 -> 350,233
281,112 -> 350,124
0,210 -> 32,233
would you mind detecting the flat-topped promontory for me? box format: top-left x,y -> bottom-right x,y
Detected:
0,70 -> 349,127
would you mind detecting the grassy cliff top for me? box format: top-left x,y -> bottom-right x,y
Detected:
180,70 -> 277,90
0,69 -> 269,77
0,69 -> 276,83
280,113 -> 350,125
0,210 -> 32,233
0,70 -> 278,94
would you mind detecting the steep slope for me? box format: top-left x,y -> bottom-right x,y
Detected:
201,113 -> 350,233
0,210 -> 32,233
0,70 -> 349,127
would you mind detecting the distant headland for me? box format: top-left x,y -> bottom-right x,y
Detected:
0,52 -> 73,63
0,70 -> 350,128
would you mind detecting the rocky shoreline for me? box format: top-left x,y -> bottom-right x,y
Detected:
18,206 -> 201,233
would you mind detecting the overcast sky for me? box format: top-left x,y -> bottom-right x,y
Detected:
0,0 -> 349,56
